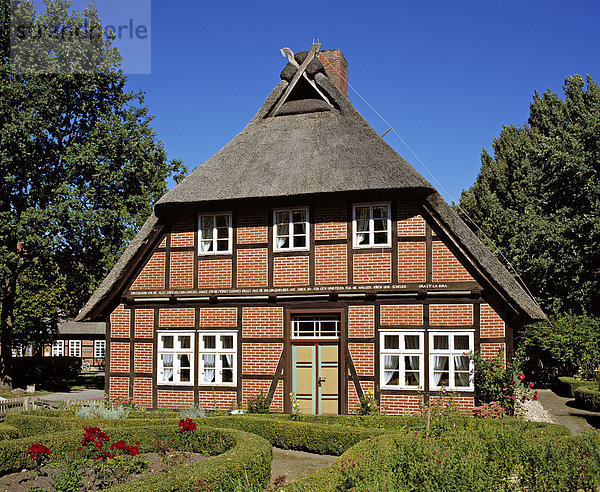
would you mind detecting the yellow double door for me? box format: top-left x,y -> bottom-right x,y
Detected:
292,344 -> 339,415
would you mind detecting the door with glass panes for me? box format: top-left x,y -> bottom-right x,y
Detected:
291,315 -> 340,415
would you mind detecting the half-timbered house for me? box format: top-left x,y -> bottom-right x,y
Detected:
76,45 -> 545,414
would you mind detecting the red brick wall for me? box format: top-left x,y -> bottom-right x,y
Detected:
348,343 -> 374,376
397,206 -> 426,236
242,307 -> 283,337
134,309 -> 153,338
133,343 -> 153,373
315,244 -> 347,285
273,256 -> 309,286
353,253 -> 391,284
197,391 -> 237,411
380,394 -> 422,415
241,343 -> 283,375
158,308 -> 195,328
110,342 -> 130,372
314,203 -> 347,240
130,252 -> 165,290
380,305 -> 423,326
347,381 -> 374,414
110,304 -> 129,338
237,209 -> 268,244
480,304 -> 505,338
348,306 -> 374,337
109,377 -> 129,402
398,242 -> 426,282
429,395 -> 475,413
481,342 -> 505,360
316,49 -> 348,97
237,249 -> 268,287
132,378 -> 153,408
241,379 -> 283,412
200,307 -> 237,327
170,216 -> 195,248
432,242 -> 475,282
197,258 -> 232,288
429,304 -> 473,326
157,390 -> 194,409
170,251 -> 194,289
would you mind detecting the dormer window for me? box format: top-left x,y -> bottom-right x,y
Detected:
198,213 -> 232,255
274,208 -> 309,251
352,203 -> 391,248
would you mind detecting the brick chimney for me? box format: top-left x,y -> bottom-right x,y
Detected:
316,49 -> 348,98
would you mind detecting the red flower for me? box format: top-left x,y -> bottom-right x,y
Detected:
27,443 -> 51,461
93,451 -> 113,460
517,373 -> 525,381
178,418 -> 197,433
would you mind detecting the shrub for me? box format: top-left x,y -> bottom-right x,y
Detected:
179,405 -> 206,419
246,391 -> 271,414
76,403 -> 130,420
575,386 -> 600,412
0,424 -> 21,440
356,389 -> 378,415
555,376 -> 597,398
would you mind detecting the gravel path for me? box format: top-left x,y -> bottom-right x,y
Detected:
270,447 -> 337,486
535,388 -> 600,435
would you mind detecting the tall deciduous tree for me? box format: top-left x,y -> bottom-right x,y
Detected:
459,75 -> 600,316
0,0 -> 185,383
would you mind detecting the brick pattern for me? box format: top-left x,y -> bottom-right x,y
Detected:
432,242 -> 475,282
200,307 -> 238,327
348,343 -> 374,376
380,305 -> 423,326
242,343 -> 283,375
315,244 -> 347,285
197,391 -> 237,411
170,216 -> 195,248
110,304 -> 130,338
110,342 -> 130,373
198,258 -> 232,288
237,249 -> 268,287
429,304 -> 473,326
316,49 -> 348,97
237,209 -> 268,244
134,343 -> 153,373
158,308 -> 195,328
157,390 -> 194,409
429,395 -> 475,414
314,203 -> 347,240
241,379 -> 285,412
353,253 -> 391,284
347,381 -> 374,414
398,242 -> 426,282
397,206 -> 426,236
109,377 -> 129,402
348,306 -> 374,337
273,256 -> 310,286
132,378 -> 153,408
481,343 -> 506,360
170,251 -> 194,289
130,252 -> 165,290
134,309 -> 154,338
380,394 -> 422,415
480,304 -> 506,338
159,237 -> 167,248
242,307 -> 283,337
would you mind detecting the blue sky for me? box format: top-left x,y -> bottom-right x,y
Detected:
35,1 -> 600,202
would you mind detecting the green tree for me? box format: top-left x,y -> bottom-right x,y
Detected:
459,75 -> 600,316
0,0 -> 185,383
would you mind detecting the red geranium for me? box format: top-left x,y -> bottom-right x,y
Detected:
27,443 -> 51,462
178,418 -> 197,433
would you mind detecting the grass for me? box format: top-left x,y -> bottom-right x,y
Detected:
0,389 -> 53,400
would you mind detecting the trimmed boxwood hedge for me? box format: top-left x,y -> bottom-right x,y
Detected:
555,377 -> 597,398
0,424 -> 20,440
575,385 -> 600,412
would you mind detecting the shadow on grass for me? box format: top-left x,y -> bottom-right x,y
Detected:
37,372 -> 105,392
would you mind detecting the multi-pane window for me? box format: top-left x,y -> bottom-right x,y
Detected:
94,340 -> 106,358
198,333 -> 237,386
69,340 -> 82,358
352,203 -> 391,247
429,332 -> 473,390
198,213 -> 232,254
274,208 -> 309,251
158,332 -> 194,385
380,332 -> 424,389
292,315 -> 340,338
51,340 -> 64,357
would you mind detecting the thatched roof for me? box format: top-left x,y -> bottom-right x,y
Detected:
59,321 -> 106,336
77,47 -> 545,324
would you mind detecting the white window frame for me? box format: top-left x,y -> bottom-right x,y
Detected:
198,331 -> 237,387
429,331 -> 474,391
94,340 -> 106,358
291,315 -> 341,339
157,331 -> 195,386
197,212 -> 233,255
69,340 -> 82,358
352,202 -> 391,248
51,340 -> 64,357
380,331 -> 424,390
273,207 -> 310,252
